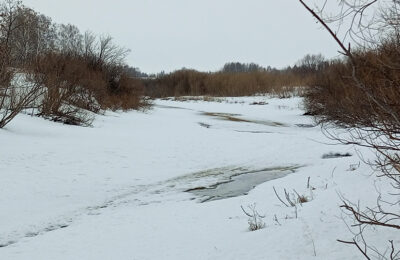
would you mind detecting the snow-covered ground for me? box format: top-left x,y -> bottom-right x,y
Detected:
0,96 -> 396,259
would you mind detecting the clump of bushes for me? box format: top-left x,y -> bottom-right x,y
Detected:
0,0 -> 147,128
304,37 -> 400,128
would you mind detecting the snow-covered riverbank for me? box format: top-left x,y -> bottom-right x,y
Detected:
0,96 -> 393,259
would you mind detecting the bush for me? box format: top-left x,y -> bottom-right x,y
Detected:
30,51 -> 148,126
31,53 -> 97,126
241,204 -> 266,231
304,37 -> 400,128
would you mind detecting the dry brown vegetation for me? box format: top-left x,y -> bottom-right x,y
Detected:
143,67 -> 315,98
300,0 -> 400,258
304,39 -> 400,127
0,0 -> 147,127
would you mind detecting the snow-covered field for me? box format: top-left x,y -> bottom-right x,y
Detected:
0,96 -> 395,259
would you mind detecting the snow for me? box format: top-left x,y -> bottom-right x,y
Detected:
0,96 -> 396,259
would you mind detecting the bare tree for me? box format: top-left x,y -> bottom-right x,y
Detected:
295,54 -> 326,73
97,35 -> 129,67
8,6 -> 55,66
55,23 -> 83,56
83,31 -> 96,60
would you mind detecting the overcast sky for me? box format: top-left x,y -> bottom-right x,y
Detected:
22,0 -> 340,73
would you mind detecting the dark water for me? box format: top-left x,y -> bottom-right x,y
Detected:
187,166 -> 300,202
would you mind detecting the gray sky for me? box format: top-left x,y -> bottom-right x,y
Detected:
23,0 -> 340,73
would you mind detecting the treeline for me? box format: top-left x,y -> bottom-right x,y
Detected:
142,56 -> 325,98
0,0 -> 146,127
221,62 -> 267,73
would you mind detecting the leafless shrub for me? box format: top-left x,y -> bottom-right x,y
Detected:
31,53 -> 97,126
273,181 -> 314,221
338,196 -> 400,260
144,67 -> 314,98
0,71 -> 44,128
273,187 -> 296,208
273,186 -> 312,207
0,0 -> 45,128
241,204 -> 266,231
299,0 -> 400,258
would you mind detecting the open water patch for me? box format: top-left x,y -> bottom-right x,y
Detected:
186,165 -> 301,202
200,112 -> 287,127
322,152 -> 352,159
